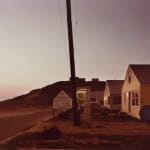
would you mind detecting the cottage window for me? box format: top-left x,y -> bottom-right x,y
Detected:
135,92 -> 139,106
100,100 -> 104,105
128,76 -> 131,83
91,98 -> 97,103
132,91 -> 139,106
124,93 -> 126,104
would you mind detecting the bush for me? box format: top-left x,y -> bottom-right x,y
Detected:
42,126 -> 62,140
57,111 -> 70,120
119,112 -> 129,117
65,108 -> 72,114
101,107 -> 110,116
140,105 -> 150,121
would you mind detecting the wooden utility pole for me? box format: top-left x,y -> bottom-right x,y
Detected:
66,0 -> 80,126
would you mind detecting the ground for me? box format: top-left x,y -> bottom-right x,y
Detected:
0,107 -> 52,144
1,113 -> 150,150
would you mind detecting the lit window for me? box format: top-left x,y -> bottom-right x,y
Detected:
78,93 -> 84,99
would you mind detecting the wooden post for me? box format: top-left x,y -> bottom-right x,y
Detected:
66,0 -> 80,126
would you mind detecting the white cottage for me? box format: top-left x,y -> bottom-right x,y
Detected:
104,80 -> 123,112
122,64 -> 150,119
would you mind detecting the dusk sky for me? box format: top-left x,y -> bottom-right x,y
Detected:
0,0 -> 150,100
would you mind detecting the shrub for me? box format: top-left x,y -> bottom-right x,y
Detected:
42,126 -> 62,140
57,111 -> 70,120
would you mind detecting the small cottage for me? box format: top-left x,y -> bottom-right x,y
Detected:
89,79 -> 105,105
122,64 -> 150,119
104,80 -> 123,112
75,78 -> 105,105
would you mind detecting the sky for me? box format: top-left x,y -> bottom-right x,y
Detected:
0,0 -> 150,100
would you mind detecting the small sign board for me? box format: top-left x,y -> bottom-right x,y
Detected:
53,90 -> 72,110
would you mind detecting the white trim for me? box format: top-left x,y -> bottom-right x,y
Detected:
131,105 -> 140,108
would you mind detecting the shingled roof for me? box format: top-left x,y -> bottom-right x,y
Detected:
130,64 -> 150,84
106,80 -> 124,94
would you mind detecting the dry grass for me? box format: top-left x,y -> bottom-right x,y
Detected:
1,114 -> 150,150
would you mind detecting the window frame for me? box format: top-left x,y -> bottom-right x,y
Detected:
131,90 -> 139,107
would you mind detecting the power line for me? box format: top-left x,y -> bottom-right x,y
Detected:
57,0 -> 67,48
57,0 -> 79,52
74,0 -> 78,50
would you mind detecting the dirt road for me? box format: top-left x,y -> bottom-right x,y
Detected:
0,109 -> 52,141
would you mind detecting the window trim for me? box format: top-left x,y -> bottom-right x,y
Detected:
131,90 -> 139,107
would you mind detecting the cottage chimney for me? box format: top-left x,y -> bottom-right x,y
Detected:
92,78 -> 99,82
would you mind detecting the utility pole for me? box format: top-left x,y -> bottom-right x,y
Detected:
66,0 -> 80,126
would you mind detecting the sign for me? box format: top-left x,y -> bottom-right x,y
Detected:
53,90 -> 72,110
76,88 -> 89,104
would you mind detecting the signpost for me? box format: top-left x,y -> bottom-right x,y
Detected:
77,87 -> 91,126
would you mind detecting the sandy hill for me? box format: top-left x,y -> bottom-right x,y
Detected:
0,81 -> 72,111
0,79 -> 105,111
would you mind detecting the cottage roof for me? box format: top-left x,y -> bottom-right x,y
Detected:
72,77 -> 105,91
130,64 -> 150,84
47,79 -> 106,101
107,80 -> 123,94
86,81 -> 105,91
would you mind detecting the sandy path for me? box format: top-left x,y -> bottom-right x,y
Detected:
0,109 -> 52,141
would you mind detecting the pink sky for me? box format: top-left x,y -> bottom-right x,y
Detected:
0,0 -> 150,100
0,86 -> 29,100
